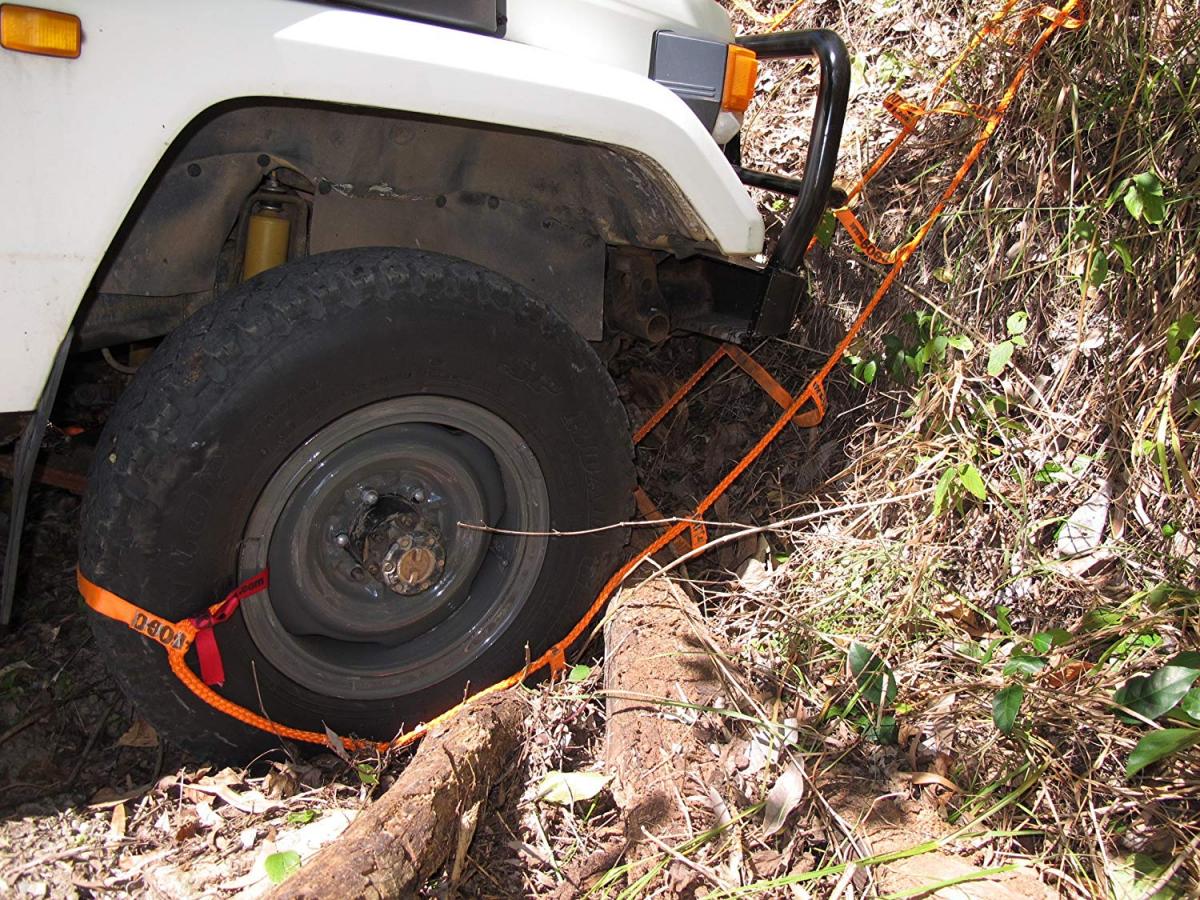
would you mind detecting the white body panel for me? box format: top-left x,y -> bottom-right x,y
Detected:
0,0 -> 763,412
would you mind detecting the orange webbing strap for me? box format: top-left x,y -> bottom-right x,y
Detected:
817,0 -> 1086,265
79,571 -> 196,653
78,0 -> 1083,756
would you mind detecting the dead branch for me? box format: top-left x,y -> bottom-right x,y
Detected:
268,692 -> 527,900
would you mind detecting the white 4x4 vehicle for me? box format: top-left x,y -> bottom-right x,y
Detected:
1,0 -> 847,757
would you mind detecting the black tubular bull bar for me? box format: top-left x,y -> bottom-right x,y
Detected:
734,29 -> 851,272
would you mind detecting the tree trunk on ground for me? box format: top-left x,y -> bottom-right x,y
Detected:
601,577 -> 730,894
268,692 -> 527,900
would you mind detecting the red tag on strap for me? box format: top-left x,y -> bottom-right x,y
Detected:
191,571 -> 269,687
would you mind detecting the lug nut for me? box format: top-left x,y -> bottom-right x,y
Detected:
361,488 -> 379,506
334,533 -> 350,548
412,488 -> 426,503
383,561 -> 396,574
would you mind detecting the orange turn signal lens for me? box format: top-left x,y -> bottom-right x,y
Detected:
722,45 -> 758,113
0,4 -> 81,59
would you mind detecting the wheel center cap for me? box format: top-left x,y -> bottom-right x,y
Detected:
356,495 -> 447,596
389,545 -> 439,589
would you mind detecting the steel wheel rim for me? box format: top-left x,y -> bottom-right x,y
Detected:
239,396 -> 549,700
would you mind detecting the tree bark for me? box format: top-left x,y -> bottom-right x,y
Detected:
268,691 -> 527,900
603,577 -> 729,889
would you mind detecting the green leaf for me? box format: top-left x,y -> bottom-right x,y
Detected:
1112,239 -> 1134,274
1166,313 -> 1196,364
264,851 -> 302,884
859,714 -> 899,745
286,810 -> 316,825
1125,728 -> 1200,776
1030,629 -> 1071,654
933,266 -> 954,284
995,605 -> 1013,636
1108,852 -> 1185,900
987,340 -> 1014,376
1180,687 -> 1200,720
1003,655 -> 1047,678
1072,217 -> 1096,240
1135,172 -> 1166,224
537,770 -> 610,805
853,358 -> 878,385
1005,311 -> 1029,336
1108,853 -> 1185,899
1124,171 -> 1166,224
815,210 -> 837,247
355,762 -> 379,786
957,464 -> 987,501
947,334 -> 974,353
1081,607 -> 1124,631
933,466 -> 956,516
567,664 -> 592,683
993,684 -> 1024,734
1114,663 -> 1200,722
848,642 -> 898,706
1086,250 -> 1109,287
1034,460 -> 1064,484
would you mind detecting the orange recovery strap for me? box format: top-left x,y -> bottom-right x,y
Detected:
77,0 -> 1084,756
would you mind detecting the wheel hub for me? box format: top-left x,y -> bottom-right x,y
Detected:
350,493 -> 447,596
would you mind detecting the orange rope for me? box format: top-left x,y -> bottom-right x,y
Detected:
78,0 -> 1084,755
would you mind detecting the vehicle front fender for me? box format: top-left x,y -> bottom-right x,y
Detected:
0,0 -> 763,412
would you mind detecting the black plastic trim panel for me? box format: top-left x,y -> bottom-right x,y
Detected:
323,0 -> 506,37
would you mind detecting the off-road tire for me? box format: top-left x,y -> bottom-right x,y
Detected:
80,248 -> 634,760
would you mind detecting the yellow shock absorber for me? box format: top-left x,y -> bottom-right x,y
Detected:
242,202 -> 291,281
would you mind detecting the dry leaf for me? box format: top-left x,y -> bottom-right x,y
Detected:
762,761 -> 805,837
188,782 -> 280,815
536,770 -> 610,806
1057,483 -> 1112,556
908,771 -> 961,792
109,802 -> 127,838
116,718 -> 159,748
195,801 -> 223,830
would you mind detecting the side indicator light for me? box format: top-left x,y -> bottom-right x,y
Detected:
722,45 -> 758,113
0,4 -> 81,59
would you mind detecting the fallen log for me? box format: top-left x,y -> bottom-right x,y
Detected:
602,577 -> 731,893
268,691 -> 527,900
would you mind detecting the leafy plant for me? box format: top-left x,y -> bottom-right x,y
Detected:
846,353 -> 878,385
882,310 -> 973,381
1119,171 -> 1167,225
987,628 -> 1073,735
987,310 -> 1029,376
354,762 -> 379,786
1165,312 -> 1196,364
838,643 -> 899,744
993,684 -> 1024,735
933,461 -> 987,515
1113,652 -> 1200,776
849,642 -> 897,706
